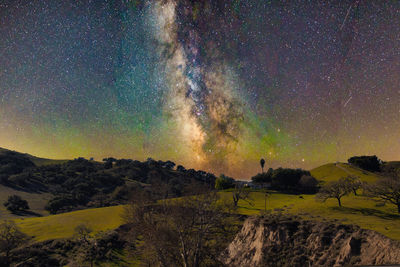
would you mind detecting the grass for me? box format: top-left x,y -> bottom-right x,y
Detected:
13,189 -> 400,243
220,190 -> 400,240
7,160 -> 399,244
0,184 -> 53,219
310,162 -> 380,183
14,205 -> 125,242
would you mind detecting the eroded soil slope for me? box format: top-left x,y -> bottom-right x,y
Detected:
223,215 -> 400,266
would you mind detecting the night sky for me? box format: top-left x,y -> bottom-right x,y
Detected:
0,0 -> 399,178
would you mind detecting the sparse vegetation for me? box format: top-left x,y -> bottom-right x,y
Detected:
124,190 -> 237,267
0,220 -> 29,266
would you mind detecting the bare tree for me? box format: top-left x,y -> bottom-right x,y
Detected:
124,191 -> 236,267
316,179 -> 351,207
232,185 -> 253,207
0,220 -> 29,266
342,175 -> 362,195
365,173 -> 400,213
74,223 -> 92,242
74,224 -> 99,267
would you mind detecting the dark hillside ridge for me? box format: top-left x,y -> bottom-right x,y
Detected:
223,215 -> 400,266
0,148 -> 216,214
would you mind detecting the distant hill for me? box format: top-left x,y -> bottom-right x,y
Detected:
310,162 -> 381,183
0,147 -> 68,166
14,205 -> 124,242
0,148 -> 216,216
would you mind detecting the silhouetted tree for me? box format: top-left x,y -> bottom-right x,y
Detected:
251,168 -> 273,186
232,185 -> 252,207
3,195 -> 29,213
102,157 -> 116,169
348,155 -> 381,172
0,220 -> 29,266
342,176 -> 362,195
176,165 -> 186,172
163,161 -> 176,170
298,175 -> 319,193
316,179 -> 351,207
271,168 -> 310,190
124,191 -> 235,267
365,173 -> 400,213
260,158 -> 265,173
215,174 -> 235,190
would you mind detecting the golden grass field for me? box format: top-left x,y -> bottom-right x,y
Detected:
4,162 -> 400,243
310,162 -> 381,183
14,205 -> 125,242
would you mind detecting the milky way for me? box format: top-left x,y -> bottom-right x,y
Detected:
0,0 -> 399,178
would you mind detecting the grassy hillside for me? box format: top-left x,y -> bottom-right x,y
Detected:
17,188 -> 400,243
0,184 -> 52,219
0,147 -> 68,166
220,191 -> 400,240
15,205 -> 125,242
310,162 -> 381,183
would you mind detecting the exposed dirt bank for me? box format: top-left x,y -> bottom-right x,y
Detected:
222,215 -> 400,266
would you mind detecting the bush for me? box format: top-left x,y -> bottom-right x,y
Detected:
215,174 -> 235,190
45,196 -> 76,214
348,155 -> 381,172
251,169 -> 273,184
271,168 -> 311,190
298,175 -> 319,193
3,195 -> 29,213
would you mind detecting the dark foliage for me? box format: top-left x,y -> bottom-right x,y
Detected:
251,168 -> 316,193
3,195 -> 29,213
8,227 -> 128,267
215,174 -> 235,190
0,154 -> 216,214
348,155 -> 381,172
0,151 -> 35,185
251,168 -> 273,184
0,221 -> 30,266
298,175 -> 319,194
270,168 -> 312,192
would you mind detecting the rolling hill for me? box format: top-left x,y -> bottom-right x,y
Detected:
0,147 -> 398,242
0,147 -> 68,166
310,162 -> 381,183
14,205 -> 125,242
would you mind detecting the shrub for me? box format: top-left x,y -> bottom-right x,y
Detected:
348,155 -> 381,172
3,195 -> 29,213
215,174 -> 235,190
298,175 -> 319,193
271,168 -> 311,190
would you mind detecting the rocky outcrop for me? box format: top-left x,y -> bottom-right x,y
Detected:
222,215 -> 400,266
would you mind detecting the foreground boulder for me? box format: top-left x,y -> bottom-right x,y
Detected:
222,215 -> 400,266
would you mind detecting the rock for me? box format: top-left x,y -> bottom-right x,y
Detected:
222,215 -> 400,266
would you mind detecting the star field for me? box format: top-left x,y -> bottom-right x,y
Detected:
0,0 -> 399,178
